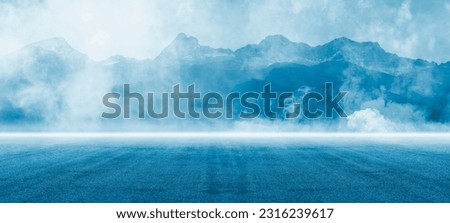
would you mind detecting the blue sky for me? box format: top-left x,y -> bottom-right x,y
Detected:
0,0 -> 449,62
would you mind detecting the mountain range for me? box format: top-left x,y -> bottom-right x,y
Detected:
0,33 -> 449,131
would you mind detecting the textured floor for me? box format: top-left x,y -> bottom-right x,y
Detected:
0,138 -> 449,202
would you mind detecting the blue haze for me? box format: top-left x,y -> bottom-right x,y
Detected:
0,34 -> 449,131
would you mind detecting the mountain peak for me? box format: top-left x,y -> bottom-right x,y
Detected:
328,37 -> 356,47
24,37 -> 73,52
260,35 -> 292,46
327,37 -> 382,49
155,33 -> 232,63
5,37 -> 89,64
176,33 -> 188,39
172,33 -> 200,47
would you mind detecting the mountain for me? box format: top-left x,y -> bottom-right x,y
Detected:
155,33 -> 234,65
0,34 -> 449,129
235,35 -> 313,66
0,38 -> 92,124
1,38 -> 89,78
235,36 -> 434,75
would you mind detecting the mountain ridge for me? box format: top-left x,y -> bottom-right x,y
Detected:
3,33 -> 441,77
3,33 -> 443,65
0,33 -> 449,129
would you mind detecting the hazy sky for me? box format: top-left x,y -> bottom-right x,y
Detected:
1,0 -> 449,62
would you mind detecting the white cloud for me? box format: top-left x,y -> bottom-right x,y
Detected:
396,0 -> 412,25
347,108 -> 398,132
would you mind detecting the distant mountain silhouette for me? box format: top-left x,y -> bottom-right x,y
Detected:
0,33 -> 449,129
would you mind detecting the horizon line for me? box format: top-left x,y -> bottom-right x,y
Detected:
0,132 -> 449,138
